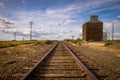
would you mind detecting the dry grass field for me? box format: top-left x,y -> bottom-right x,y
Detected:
0,40 -> 37,48
66,41 -> 120,80
0,40 -> 119,80
0,40 -> 56,79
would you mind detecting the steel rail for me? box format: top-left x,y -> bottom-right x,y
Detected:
21,42 -> 59,80
63,44 -> 98,80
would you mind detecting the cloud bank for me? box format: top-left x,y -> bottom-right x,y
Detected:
0,0 -> 120,40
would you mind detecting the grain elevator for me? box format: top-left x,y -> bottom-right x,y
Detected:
82,15 -> 103,41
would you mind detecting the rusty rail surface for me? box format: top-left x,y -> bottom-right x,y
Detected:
21,42 -> 98,80
63,44 -> 98,80
21,42 -> 58,80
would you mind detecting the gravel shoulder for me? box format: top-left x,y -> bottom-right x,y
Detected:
65,42 -> 120,80
0,43 -> 55,79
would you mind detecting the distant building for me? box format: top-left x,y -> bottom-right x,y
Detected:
82,15 -> 103,41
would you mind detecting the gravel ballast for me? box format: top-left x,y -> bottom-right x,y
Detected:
0,43 -> 55,79
65,42 -> 120,80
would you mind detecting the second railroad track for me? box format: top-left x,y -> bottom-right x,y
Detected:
21,42 -> 98,80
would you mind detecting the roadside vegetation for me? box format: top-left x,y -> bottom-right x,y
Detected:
0,40 -> 39,48
0,40 -> 57,48
64,38 -> 82,44
104,40 -> 120,46
44,40 -> 57,44
104,40 -> 113,46
87,39 -> 94,43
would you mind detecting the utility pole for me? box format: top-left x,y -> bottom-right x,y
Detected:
29,21 -> 33,40
72,36 -> 74,39
14,31 -> 16,41
112,23 -> 114,42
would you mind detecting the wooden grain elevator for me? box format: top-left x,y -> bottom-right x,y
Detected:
82,15 -> 103,41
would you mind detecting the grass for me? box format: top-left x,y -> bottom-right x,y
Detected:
104,40 -> 113,46
87,39 -> 94,43
0,40 -> 39,48
64,38 -> 82,44
44,40 -> 57,44
0,40 -> 58,48
104,40 -> 120,46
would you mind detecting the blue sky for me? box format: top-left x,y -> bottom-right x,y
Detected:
0,0 -> 120,40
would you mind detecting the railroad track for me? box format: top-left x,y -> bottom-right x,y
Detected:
19,42 -> 98,80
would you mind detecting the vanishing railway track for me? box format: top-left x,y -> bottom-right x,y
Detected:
20,42 -> 98,80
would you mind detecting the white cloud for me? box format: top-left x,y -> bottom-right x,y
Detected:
0,18 -> 15,30
62,0 -> 116,13
1,0 -> 120,40
45,9 -> 71,20
114,32 -> 120,39
0,5 -> 100,40
0,2 -> 5,8
117,15 -> 120,18
13,9 -> 75,31
0,19 -> 4,28
104,22 -> 112,28
63,20 -> 77,25
21,1 -> 26,4
54,22 -> 62,26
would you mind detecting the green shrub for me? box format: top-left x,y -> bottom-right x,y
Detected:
64,38 -> 82,45
34,41 -> 42,45
45,40 -> 53,44
9,44 -> 16,46
0,44 -> 9,48
25,42 -> 30,44
87,39 -> 94,44
88,39 -> 94,42
0,40 -> 38,48
104,41 -> 112,46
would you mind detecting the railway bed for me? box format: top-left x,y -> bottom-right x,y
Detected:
13,42 -> 98,80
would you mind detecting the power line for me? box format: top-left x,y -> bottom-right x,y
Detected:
103,28 -> 111,36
